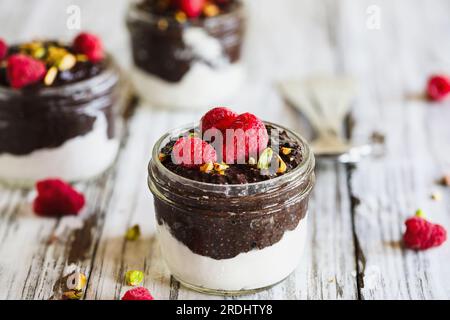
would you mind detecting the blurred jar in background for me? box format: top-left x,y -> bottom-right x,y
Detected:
126,0 -> 246,110
0,37 -> 123,186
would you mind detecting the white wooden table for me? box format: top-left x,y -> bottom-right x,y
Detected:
1,0 -> 450,300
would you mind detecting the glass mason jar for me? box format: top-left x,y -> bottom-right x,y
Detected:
126,1 -> 246,110
148,122 -> 315,295
0,57 -> 123,187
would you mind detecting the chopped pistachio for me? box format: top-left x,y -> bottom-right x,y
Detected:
47,46 -> 68,65
57,53 -> 76,71
431,192 -> 442,201
20,41 -> 41,51
175,11 -> 187,23
66,272 -> 87,291
200,162 -> 214,173
76,54 -> 88,62
257,148 -> 287,174
158,153 -> 166,161
214,162 -> 229,172
276,154 -> 287,174
415,209 -> 425,218
281,147 -> 293,155
157,18 -> 169,31
125,224 -> 141,241
63,290 -> 83,300
257,148 -> 274,170
125,270 -> 144,286
20,41 -> 43,57
32,47 -> 46,59
203,3 -> 220,17
44,66 -> 58,86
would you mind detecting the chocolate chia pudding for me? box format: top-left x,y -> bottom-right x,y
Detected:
0,34 -> 122,185
148,107 -> 315,294
126,0 -> 245,109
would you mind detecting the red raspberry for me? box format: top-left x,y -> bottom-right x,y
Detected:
0,38 -> 7,60
172,136 -> 217,168
73,32 -> 104,63
121,287 -> 154,300
426,75 -> 450,101
403,216 -> 447,250
225,112 -> 269,163
6,54 -> 46,89
33,179 -> 85,217
179,0 -> 205,18
200,107 -> 238,133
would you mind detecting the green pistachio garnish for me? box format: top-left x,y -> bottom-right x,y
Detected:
175,11 -> 187,23
57,53 -> 76,71
200,162 -> 214,173
76,54 -> 88,62
214,162 -> 229,172
125,225 -> 141,241
257,148 -> 274,170
277,155 -> 287,173
157,18 -> 169,31
281,147 -> 293,155
66,272 -> 87,292
158,153 -> 166,161
415,209 -> 425,218
44,66 -> 58,86
203,3 -> 220,17
125,270 -> 144,286
257,147 -> 287,174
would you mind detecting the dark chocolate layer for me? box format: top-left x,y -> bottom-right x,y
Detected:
154,189 -> 310,260
127,1 -> 244,82
0,59 -> 119,156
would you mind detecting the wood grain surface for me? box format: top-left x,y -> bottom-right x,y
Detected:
0,0 -> 449,300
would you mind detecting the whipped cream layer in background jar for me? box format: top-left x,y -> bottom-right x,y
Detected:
0,58 -> 123,186
126,1 -> 246,110
148,122 -> 315,295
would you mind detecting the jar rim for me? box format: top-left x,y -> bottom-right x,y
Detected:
149,121 -> 315,192
0,55 -> 118,98
127,0 -> 244,27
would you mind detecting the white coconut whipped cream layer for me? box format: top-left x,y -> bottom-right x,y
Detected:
157,216 -> 308,292
133,27 -> 244,109
0,113 -> 119,184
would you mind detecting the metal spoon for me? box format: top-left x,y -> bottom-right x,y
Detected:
279,76 -> 373,163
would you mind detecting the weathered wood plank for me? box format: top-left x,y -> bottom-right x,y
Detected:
1,0 -> 450,300
340,0 -> 450,299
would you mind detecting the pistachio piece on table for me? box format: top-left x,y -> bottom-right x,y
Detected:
125,270 -> 144,286
200,162 -> 214,173
66,272 -> 87,292
125,224 -> 141,241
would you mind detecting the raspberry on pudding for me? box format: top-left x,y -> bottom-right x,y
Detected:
126,0 -> 245,109
148,107 -> 315,294
0,33 -> 122,186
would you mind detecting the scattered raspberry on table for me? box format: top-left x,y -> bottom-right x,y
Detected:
121,287 -> 154,300
403,212 -> 447,250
